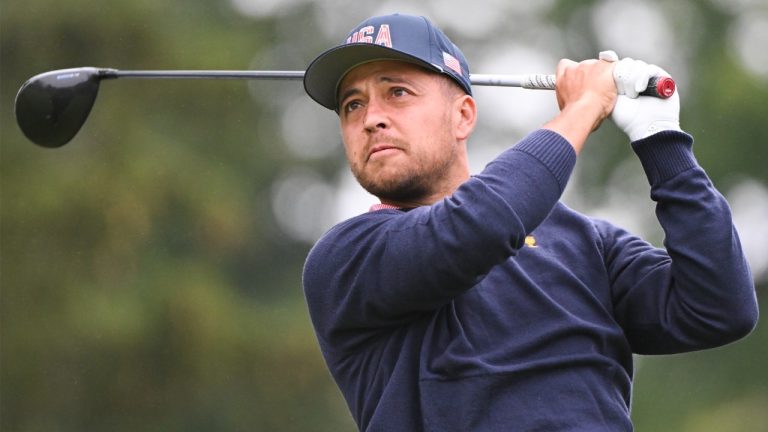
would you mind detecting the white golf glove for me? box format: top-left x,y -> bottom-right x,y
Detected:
600,51 -> 682,141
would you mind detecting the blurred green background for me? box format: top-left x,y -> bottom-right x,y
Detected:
2,0 -> 766,430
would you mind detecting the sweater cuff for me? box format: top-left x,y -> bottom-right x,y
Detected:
631,130 -> 697,186
512,129 -> 577,193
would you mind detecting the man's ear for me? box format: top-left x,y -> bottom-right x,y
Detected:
454,95 -> 477,141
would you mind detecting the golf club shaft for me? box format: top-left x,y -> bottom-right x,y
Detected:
101,68 -> 551,88
104,69 -> 306,80
101,69 -> 672,96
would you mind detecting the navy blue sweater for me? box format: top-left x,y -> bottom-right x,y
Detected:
302,129 -> 758,431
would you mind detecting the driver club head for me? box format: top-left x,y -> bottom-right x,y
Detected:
15,67 -> 103,148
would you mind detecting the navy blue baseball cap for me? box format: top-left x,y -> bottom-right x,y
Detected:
304,13 -> 472,110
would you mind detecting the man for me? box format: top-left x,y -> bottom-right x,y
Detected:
301,13 -> 758,431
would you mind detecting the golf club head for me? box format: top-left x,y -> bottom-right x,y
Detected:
15,67 -> 104,148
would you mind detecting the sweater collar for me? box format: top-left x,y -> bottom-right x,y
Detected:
369,203 -> 403,212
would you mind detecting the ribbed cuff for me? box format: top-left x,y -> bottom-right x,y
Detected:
512,129 -> 577,193
631,130 -> 697,186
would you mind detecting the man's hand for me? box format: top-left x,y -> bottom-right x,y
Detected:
543,56 -> 616,154
609,57 -> 682,141
554,58 -> 617,130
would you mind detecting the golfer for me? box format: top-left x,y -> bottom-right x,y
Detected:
301,13 -> 758,431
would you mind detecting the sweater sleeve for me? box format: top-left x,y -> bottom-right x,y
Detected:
303,129 -> 575,347
605,130 -> 758,354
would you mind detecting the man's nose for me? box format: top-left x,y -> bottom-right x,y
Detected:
363,97 -> 389,132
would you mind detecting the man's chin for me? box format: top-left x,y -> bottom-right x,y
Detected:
360,179 -> 427,203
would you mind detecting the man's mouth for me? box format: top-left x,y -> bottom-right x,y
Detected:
368,144 -> 401,161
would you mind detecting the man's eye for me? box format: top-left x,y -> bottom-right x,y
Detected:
392,88 -> 408,97
344,101 -> 362,113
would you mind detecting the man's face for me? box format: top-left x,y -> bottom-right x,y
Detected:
337,60 -> 471,205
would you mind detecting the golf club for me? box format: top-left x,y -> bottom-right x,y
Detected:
14,67 -> 675,148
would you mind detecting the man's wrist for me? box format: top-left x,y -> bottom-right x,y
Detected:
543,99 -> 607,154
632,120 -> 682,141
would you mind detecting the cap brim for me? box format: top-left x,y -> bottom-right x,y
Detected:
303,44 -> 440,110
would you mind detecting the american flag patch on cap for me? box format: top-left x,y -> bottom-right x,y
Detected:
442,52 -> 462,76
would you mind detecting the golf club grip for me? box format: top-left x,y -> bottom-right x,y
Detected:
472,74 -> 675,99
640,76 -> 676,98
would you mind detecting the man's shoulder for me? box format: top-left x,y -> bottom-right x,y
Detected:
539,202 -> 625,240
306,209 -> 404,260
543,202 -> 594,225
323,208 -> 404,239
